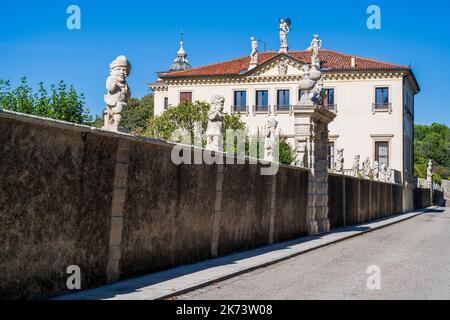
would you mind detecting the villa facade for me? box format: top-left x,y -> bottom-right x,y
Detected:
149,36 -> 420,211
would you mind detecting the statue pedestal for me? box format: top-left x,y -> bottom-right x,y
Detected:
279,45 -> 288,54
293,105 -> 336,235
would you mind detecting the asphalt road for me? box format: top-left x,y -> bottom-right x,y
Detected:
178,207 -> 450,300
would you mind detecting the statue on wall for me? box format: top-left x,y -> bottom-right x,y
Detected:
427,159 -> 433,181
206,95 -> 225,151
308,34 -> 322,67
335,148 -> 344,173
373,161 -> 380,181
352,155 -> 360,177
103,55 -> 131,132
294,143 -> 307,168
362,157 -> 372,179
311,78 -> 325,106
278,18 -> 291,52
249,36 -> 259,70
264,118 -> 279,162
387,167 -> 395,183
379,164 -> 387,182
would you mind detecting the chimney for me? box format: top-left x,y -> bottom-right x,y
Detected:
351,57 -> 356,68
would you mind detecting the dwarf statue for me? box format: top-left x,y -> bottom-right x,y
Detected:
103,55 -> 131,132
206,95 -> 225,151
362,157 -> 372,179
264,119 -> 279,162
335,148 -> 344,173
373,161 -> 380,181
379,164 -> 387,182
294,143 -> 307,168
352,155 -> 360,177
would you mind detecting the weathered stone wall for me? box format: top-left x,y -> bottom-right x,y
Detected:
0,110 -> 410,300
0,111 -> 309,299
414,188 -> 431,209
0,114 -> 116,300
328,174 -> 403,228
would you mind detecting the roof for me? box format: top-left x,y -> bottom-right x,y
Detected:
159,49 -> 411,78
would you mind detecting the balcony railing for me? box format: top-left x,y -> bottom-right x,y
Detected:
276,105 -> 291,112
232,105 -> 248,114
254,105 -> 269,113
372,102 -> 392,114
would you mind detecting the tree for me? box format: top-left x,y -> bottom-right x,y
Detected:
278,136 -> 296,165
0,77 -> 92,125
121,94 -> 154,132
414,123 -> 450,183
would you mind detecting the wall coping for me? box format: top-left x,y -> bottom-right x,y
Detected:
328,172 -> 402,186
0,109 -> 309,173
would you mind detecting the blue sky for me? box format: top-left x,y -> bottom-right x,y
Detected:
0,0 -> 449,125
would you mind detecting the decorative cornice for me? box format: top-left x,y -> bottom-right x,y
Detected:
162,70 -> 406,86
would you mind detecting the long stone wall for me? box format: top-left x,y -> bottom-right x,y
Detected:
0,111 -> 309,299
0,110 -> 408,300
328,174 -> 403,229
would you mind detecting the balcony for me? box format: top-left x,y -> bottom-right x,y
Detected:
372,102 -> 392,114
253,105 -> 270,114
276,105 -> 291,112
232,105 -> 248,114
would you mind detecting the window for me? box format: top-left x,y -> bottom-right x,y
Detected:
375,87 -> 389,108
324,89 -> 335,109
375,141 -> 389,167
277,90 -> 290,111
180,92 -> 192,103
255,90 -> 269,112
233,91 -> 247,113
164,97 -> 169,110
327,142 -> 335,169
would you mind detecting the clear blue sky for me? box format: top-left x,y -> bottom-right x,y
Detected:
1,0 -> 449,125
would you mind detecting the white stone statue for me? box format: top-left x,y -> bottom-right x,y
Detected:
294,143 -> 307,168
335,148 -> 344,173
427,159 -> 433,181
362,157 -> 371,179
388,167 -> 396,183
308,34 -> 322,67
379,164 -> 387,182
278,18 -> 291,53
278,60 -> 288,76
311,78 -> 325,105
352,155 -> 360,176
264,118 -> 279,162
206,95 -> 225,151
249,36 -> 259,70
103,55 -> 131,132
373,161 -> 380,181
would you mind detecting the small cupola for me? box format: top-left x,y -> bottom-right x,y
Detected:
168,32 -> 192,72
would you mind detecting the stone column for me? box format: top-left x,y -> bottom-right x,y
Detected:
294,106 -> 335,235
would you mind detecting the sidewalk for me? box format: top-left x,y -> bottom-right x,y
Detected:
55,207 -> 437,300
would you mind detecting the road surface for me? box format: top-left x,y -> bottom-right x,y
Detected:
177,207 -> 450,300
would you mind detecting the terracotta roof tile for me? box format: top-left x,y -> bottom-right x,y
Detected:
160,50 -> 409,78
